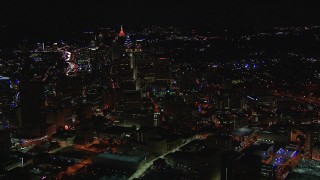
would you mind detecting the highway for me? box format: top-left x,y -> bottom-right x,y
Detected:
65,158 -> 92,176
128,135 -> 201,180
273,91 -> 320,106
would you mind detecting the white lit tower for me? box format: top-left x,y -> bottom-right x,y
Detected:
98,32 -> 104,46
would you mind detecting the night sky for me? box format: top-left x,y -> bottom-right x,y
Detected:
1,0 -> 320,29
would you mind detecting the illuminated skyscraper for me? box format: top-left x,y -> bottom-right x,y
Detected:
98,32 -> 104,46
118,25 -> 125,37
112,26 -> 126,61
37,42 -> 45,51
0,76 -> 12,109
0,76 -> 12,128
125,36 -> 133,52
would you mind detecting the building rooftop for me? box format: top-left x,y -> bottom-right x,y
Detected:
0,76 -> 10,80
101,126 -> 134,135
287,159 -> 320,179
232,127 -> 254,136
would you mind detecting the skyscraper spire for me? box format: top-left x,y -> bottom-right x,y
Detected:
119,25 -> 125,37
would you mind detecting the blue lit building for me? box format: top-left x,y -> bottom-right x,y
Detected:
0,76 -> 12,107
0,76 -> 12,128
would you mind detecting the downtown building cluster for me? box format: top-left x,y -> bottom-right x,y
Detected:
0,25 -> 320,179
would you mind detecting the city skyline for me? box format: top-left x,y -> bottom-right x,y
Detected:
1,1 -> 320,180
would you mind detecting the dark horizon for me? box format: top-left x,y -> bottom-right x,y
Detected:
1,0 -> 320,50
1,0 -> 320,29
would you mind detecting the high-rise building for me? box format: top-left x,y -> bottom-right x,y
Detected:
311,124 -> 320,143
312,142 -> 320,161
154,57 -> 172,80
37,42 -> 45,51
20,81 -> 46,136
118,25 -> 125,37
0,128 -> 10,158
124,36 -> 132,51
0,76 -> 12,108
112,26 -> 126,61
0,76 -> 12,128
98,32 -> 104,46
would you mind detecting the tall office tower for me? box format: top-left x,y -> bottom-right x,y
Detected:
117,25 -> 126,47
56,76 -> 83,108
312,142 -> 320,160
113,54 -> 141,111
124,36 -> 133,53
111,25 -> 127,61
118,25 -> 125,37
311,124 -> 320,143
114,57 -> 136,90
111,25 -> 143,111
154,57 -> 172,80
130,53 -> 135,69
112,36 -> 125,61
37,42 -> 45,51
0,128 -> 10,158
20,81 -> 46,136
0,76 -> 12,108
111,40 -> 121,61
98,32 -> 104,46
0,76 -> 12,128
